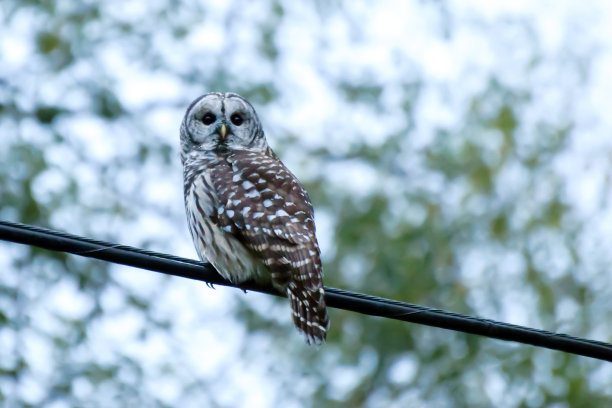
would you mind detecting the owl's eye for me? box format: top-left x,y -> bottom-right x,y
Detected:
202,113 -> 216,125
230,113 -> 244,126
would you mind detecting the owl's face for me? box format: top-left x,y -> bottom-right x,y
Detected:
180,92 -> 266,156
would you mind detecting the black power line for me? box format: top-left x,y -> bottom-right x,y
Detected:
0,219 -> 610,362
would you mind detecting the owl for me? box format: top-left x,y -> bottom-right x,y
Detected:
180,92 -> 329,344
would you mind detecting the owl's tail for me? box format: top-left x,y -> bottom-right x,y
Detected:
287,282 -> 329,345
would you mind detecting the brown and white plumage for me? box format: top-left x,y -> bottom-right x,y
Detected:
180,92 -> 328,344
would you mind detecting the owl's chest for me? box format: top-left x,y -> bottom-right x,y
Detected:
183,156 -> 219,213
184,171 -> 266,284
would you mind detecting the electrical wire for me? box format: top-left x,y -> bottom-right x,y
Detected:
0,219 -> 610,362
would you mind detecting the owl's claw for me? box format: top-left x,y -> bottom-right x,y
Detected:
206,282 -> 216,289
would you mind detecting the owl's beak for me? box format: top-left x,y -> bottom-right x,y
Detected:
219,123 -> 227,139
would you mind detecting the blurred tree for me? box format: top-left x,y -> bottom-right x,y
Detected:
1,0 -> 611,407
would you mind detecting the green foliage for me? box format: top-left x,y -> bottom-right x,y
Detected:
34,106 -> 65,124
93,89 -> 124,120
36,32 -> 61,54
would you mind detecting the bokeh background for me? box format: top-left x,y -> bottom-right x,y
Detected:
2,0 -> 612,406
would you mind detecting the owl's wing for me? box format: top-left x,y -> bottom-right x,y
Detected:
209,149 -> 328,343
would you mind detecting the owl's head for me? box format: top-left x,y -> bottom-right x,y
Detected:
180,92 -> 266,158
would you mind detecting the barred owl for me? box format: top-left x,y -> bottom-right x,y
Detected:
180,92 -> 329,344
